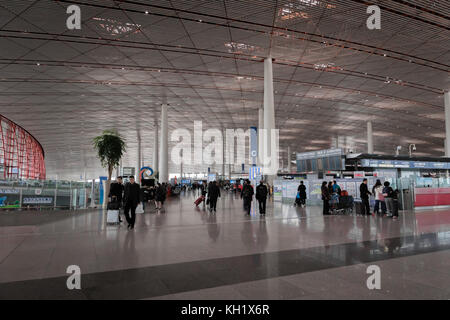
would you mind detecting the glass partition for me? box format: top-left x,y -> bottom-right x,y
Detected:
0,178 -> 97,211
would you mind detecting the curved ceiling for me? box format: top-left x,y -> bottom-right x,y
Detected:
0,0 -> 449,179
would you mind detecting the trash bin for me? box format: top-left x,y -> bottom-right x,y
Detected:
399,189 -> 413,210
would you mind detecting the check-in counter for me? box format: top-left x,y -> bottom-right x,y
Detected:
414,187 -> 450,207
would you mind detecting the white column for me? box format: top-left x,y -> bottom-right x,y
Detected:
222,128 -> 226,179
153,121 -> 159,172
445,92 -> 450,157
137,134 -> 141,183
445,139 -> 447,157
158,104 -> 169,183
180,162 -> 183,179
258,107 -> 264,166
367,121 -> 374,154
264,56 -> 276,183
287,146 -> 291,173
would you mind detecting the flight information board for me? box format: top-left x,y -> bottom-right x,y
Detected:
296,149 -> 345,172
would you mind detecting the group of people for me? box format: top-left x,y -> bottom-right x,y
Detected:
108,176 -> 168,230
360,179 -> 399,219
321,178 -> 399,219
194,179 -> 269,215
320,180 -> 342,214
242,180 -> 269,215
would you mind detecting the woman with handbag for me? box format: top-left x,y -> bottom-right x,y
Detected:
372,179 -> 386,216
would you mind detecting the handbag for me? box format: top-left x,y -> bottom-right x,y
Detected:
206,197 -> 210,205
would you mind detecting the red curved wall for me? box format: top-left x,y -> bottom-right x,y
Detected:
0,115 -> 46,180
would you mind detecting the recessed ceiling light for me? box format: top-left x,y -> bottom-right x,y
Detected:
36,63 -> 40,66
145,10 -> 149,14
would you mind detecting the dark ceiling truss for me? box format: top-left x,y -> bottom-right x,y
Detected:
0,30 -> 446,95
53,0 -> 449,71
0,76 -> 444,132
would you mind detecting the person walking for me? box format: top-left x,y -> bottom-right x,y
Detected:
155,183 -> 165,210
359,178 -> 372,216
256,180 -> 268,215
321,181 -> 330,215
241,180 -> 254,215
123,176 -> 141,230
297,181 -> 307,207
372,179 -> 386,216
201,181 -> 208,206
108,176 -> 124,222
207,181 -> 221,212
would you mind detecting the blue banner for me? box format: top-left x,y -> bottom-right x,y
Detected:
99,176 -> 107,205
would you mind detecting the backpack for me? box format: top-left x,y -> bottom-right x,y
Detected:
243,186 -> 252,198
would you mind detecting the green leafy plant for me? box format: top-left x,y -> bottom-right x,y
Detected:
93,130 -> 126,205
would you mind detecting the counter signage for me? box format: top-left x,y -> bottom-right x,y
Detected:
361,159 -> 450,170
23,197 -> 53,204
0,188 -> 20,194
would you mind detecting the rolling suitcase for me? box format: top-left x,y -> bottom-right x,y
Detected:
354,200 -> 363,215
106,209 -> 120,224
194,195 -> 205,206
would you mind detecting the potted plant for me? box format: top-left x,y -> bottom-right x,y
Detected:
93,129 -> 126,208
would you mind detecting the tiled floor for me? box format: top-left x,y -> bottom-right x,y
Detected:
1,191 -> 450,299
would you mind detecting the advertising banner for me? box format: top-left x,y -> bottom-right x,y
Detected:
99,176 -> 107,205
273,180 -> 283,201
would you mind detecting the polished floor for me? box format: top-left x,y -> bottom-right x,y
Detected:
1,191 -> 450,299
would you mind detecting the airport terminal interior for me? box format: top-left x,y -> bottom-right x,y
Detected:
0,0 -> 449,301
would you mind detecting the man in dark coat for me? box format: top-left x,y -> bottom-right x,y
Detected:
321,181 -> 330,215
256,180 -> 268,215
297,181 -> 307,207
207,181 -> 221,212
123,176 -> 141,229
241,180 -> 254,215
108,176 -> 124,222
359,178 -> 372,216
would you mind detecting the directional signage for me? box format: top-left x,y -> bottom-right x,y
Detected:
361,159 -> 450,169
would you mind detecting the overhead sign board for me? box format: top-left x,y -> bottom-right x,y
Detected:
296,148 -> 343,160
361,159 -> 450,170
122,167 -> 135,176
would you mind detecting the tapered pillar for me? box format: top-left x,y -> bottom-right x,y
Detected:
158,104 -> 169,183
222,128 -> 226,179
287,146 -> 291,173
367,121 -> 374,154
258,108 -> 264,166
264,56 -> 276,183
137,134 -> 141,183
153,122 -> 159,172
445,92 -> 450,157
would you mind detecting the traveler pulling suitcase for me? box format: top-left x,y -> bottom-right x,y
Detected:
194,195 -> 205,206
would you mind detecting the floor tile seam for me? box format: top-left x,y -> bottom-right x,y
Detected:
0,235 -> 28,266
